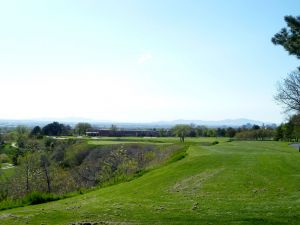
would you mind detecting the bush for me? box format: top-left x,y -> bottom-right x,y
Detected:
22,192 -> 61,205
0,154 -> 9,163
0,199 -> 22,210
212,141 -> 219,145
0,192 -> 78,211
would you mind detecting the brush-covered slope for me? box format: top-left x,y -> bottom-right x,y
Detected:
1,140 -> 300,225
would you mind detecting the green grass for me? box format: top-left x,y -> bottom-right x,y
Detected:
0,192 -> 63,211
88,140 -> 170,145
0,164 -> 15,181
87,136 -> 228,145
1,139 -> 300,224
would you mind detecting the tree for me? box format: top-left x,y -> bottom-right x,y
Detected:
291,114 -> 300,141
40,154 -> 51,193
16,125 -> 28,137
275,124 -> 284,141
42,122 -> 71,136
226,127 -> 236,138
283,120 -> 294,141
75,123 -> 92,136
18,152 -> 39,193
15,125 -> 29,147
29,126 -> 42,138
272,15 -> 300,60
274,71 -> 300,113
216,128 -> 226,137
272,15 -> 300,113
110,124 -> 118,136
172,125 -> 191,142
158,128 -> 167,137
0,132 -> 4,145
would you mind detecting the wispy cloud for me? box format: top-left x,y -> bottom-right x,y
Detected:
138,53 -> 153,64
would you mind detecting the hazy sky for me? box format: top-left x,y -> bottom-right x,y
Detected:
0,0 -> 299,123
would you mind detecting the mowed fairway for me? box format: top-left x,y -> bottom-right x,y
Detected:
1,139 -> 300,225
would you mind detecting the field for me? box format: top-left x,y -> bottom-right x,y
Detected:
1,138 -> 300,225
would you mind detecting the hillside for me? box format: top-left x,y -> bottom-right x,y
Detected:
1,139 -> 300,224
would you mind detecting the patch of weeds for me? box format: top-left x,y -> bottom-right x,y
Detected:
211,141 -> 219,145
22,192 -> 61,205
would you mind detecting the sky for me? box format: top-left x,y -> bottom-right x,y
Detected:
0,0 -> 299,123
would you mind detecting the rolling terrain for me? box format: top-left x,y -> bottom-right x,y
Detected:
1,138 -> 300,225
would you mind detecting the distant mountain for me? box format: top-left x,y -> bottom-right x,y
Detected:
153,118 -> 273,128
0,118 -> 276,129
142,119 -> 275,129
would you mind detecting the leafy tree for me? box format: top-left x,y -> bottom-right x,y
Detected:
195,126 -> 204,137
289,114 -> 300,141
235,126 -> 275,141
29,126 -> 42,138
226,127 -> 236,138
206,129 -> 216,137
75,123 -> 92,135
44,137 -> 56,150
42,122 -> 71,136
189,129 -> 197,137
158,128 -> 167,137
252,125 -> 260,130
272,15 -> 300,60
19,152 -> 40,193
275,124 -> 284,141
282,120 -> 294,141
12,147 -> 23,165
17,136 -> 28,149
172,125 -> 191,142
15,125 -> 29,147
16,125 -> 28,137
216,128 -> 226,137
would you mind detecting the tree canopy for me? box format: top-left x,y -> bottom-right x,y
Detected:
42,122 -> 71,136
272,15 -> 300,60
171,125 -> 191,142
75,123 -> 92,135
273,15 -> 300,113
29,126 -> 42,138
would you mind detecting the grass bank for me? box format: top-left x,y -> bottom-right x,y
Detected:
1,139 -> 299,224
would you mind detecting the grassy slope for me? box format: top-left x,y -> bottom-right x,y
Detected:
1,139 -> 300,225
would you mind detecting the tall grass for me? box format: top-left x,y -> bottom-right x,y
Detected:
0,192 -> 62,211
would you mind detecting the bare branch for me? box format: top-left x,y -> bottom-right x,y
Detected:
275,71 -> 300,113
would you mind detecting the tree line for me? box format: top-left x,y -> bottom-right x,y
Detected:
0,121 -> 279,146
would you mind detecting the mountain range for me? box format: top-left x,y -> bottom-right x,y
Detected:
0,118 -> 276,128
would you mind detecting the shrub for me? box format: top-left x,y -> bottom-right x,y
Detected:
0,154 -> 9,163
22,192 -> 61,205
0,199 -> 22,210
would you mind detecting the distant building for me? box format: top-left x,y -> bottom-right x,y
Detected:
86,129 -> 160,137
